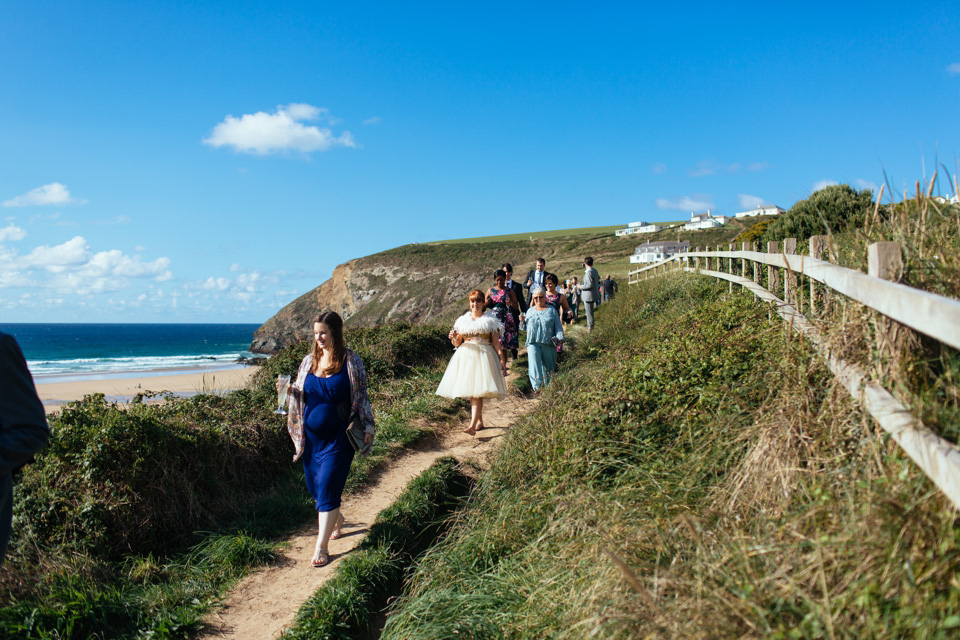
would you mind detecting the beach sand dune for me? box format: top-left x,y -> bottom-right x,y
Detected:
35,367 -> 258,413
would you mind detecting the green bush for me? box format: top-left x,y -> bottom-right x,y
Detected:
762,183 -> 875,243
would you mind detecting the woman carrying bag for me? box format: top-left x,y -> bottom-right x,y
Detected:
286,311 -> 375,567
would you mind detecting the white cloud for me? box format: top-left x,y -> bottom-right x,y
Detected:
947,63 -> 960,75
655,194 -> 714,212
687,160 -> 768,177
855,179 -> 879,193
363,116 -> 382,125
203,103 -> 356,155
0,224 -> 26,242
737,194 -> 766,209
0,236 -> 172,293
812,179 -> 839,192
201,277 -> 231,291
21,236 -> 91,271
3,182 -> 86,207
651,163 -> 667,175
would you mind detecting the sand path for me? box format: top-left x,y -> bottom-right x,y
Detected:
198,388 -> 536,640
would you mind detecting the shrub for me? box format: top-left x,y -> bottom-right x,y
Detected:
762,183 -> 875,243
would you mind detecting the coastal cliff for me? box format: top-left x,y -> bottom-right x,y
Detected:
249,221 -> 755,353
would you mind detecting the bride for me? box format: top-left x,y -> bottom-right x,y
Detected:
435,289 -> 508,434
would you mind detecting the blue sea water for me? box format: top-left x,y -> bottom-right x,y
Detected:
0,323 -> 261,381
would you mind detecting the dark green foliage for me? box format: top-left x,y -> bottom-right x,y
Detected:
762,183 -> 875,243
2,321 -> 464,639
284,457 -> 472,640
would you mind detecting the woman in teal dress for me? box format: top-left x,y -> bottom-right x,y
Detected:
524,285 -> 564,391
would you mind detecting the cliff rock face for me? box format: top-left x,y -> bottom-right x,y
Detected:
250,232 -> 652,354
250,253 -> 486,353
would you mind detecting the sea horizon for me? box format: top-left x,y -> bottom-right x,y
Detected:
1,322 -> 263,378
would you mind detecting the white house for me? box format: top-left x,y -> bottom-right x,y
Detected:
734,204 -> 786,218
683,210 -> 730,230
615,221 -> 667,237
629,240 -> 690,264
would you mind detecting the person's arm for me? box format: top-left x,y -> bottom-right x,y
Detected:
489,333 -> 508,375
553,309 -> 565,343
0,335 -> 49,475
347,352 -> 376,447
507,289 -> 519,311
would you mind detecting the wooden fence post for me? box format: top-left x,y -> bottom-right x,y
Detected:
752,241 -> 759,283
784,238 -> 797,306
728,243 -> 734,292
741,242 -> 750,280
809,235 -> 826,315
868,241 -> 904,379
868,242 -> 903,281
767,241 -> 780,300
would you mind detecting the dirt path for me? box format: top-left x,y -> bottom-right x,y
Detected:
198,389 -> 535,640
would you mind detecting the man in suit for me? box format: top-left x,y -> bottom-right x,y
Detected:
502,263 -> 525,358
523,258 -> 556,308
502,263 -> 527,315
581,256 -> 600,332
0,331 -> 49,563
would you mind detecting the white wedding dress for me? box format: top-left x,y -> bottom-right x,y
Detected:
435,311 -> 507,400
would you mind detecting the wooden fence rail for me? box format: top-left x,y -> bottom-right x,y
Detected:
627,238 -> 960,509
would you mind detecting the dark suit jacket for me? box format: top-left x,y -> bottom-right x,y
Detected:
507,280 -> 527,313
0,332 -> 49,562
523,269 -> 556,306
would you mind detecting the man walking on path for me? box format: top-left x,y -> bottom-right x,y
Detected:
523,258 -> 555,308
581,257 -> 600,332
601,275 -> 618,303
0,331 -> 49,563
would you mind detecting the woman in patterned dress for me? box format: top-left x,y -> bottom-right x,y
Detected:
485,269 -> 520,361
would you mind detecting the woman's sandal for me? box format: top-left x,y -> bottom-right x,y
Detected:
330,513 -> 345,540
463,426 -> 477,435
311,549 -> 330,568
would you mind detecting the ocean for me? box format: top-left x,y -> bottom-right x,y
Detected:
1,323 -> 262,382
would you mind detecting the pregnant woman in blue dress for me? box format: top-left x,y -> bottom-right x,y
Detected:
286,311 -> 375,567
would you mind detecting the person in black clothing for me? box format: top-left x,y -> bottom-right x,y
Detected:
523,258 -> 556,308
501,263 -> 525,358
0,331 -> 50,563
601,275 -> 618,302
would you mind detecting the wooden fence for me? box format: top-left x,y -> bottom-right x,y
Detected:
627,237 -> 960,509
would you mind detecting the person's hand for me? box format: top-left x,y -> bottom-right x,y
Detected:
364,432 -> 373,445
448,329 -> 457,340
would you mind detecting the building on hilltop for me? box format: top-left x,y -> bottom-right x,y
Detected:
683,210 -> 730,230
734,204 -> 786,218
614,221 -> 668,236
629,240 -> 690,264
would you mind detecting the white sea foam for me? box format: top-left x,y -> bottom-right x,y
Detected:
28,352 -> 253,376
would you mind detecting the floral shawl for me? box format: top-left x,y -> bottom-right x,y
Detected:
286,348 -> 375,461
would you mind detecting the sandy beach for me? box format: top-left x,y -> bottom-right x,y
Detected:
35,367 -> 259,413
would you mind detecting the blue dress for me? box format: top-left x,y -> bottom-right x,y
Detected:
302,367 -> 355,511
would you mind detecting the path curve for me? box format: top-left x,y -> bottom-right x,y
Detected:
199,391 -> 534,640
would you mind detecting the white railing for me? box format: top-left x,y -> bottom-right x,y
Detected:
628,237 -> 960,508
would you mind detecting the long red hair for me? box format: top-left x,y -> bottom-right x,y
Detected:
311,311 -> 346,376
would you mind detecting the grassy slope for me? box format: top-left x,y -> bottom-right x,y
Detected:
383,260 -> 960,635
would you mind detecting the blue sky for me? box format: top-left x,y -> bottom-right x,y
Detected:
2,1 -> 958,323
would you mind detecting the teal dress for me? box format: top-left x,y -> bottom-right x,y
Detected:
523,306 -> 564,390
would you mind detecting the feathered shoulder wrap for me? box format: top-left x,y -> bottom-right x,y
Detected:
453,311 -> 502,336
